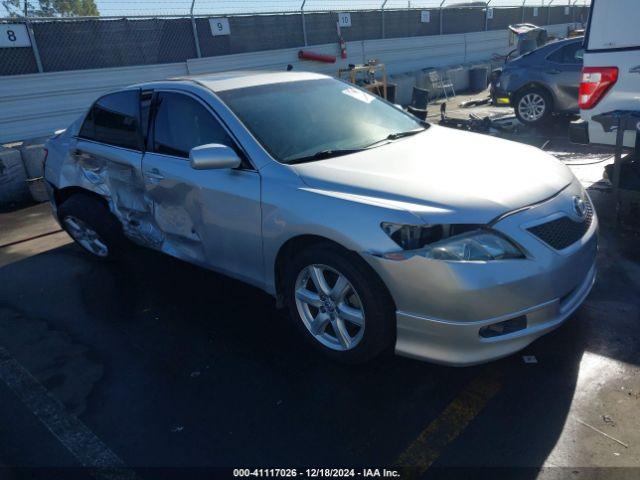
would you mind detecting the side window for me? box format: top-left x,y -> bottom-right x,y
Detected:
547,48 -> 562,63
547,43 -> 583,64
562,43 -> 583,63
152,92 -> 234,158
79,90 -> 142,150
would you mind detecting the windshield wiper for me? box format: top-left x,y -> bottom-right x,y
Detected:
364,127 -> 427,149
285,126 -> 429,164
386,129 -> 425,140
285,149 -> 365,165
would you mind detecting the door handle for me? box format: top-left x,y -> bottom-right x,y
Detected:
547,69 -> 561,74
71,148 -> 92,160
145,169 -> 165,182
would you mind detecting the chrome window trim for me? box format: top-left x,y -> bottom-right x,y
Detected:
72,136 -> 143,155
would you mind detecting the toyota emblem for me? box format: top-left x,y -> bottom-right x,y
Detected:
572,196 -> 587,219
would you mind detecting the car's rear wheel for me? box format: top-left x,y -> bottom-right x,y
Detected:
515,87 -> 552,126
284,242 -> 395,363
58,193 -> 127,261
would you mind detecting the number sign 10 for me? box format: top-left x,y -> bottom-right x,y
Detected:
338,13 -> 352,28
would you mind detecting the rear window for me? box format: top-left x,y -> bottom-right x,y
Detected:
587,0 -> 640,50
79,90 -> 142,150
547,42 -> 583,64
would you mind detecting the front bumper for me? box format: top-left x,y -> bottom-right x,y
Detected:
363,182 -> 598,366
491,85 -> 512,106
393,263 -> 595,366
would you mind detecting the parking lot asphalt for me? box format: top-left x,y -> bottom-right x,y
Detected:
1,108 -> 639,480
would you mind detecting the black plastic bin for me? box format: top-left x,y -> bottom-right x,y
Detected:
469,67 -> 489,92
386,83 -> 397,104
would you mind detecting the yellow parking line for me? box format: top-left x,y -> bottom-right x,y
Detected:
395,368 -> 503,477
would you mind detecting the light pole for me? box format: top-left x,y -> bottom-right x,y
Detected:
381,0 -> 389,39
301,1 -> 308,46
439,0 -> 446,35
485,0 -> 493,31
547,0 -> 556,26
190,0 -> 202,58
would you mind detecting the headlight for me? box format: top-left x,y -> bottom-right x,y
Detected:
381,222 -> 444,250
381,223 -> 524,262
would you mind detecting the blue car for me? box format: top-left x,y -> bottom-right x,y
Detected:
492,37 -> 584,126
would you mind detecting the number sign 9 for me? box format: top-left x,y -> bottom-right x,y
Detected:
0,24 -> 31,48
209,18 -> 231,36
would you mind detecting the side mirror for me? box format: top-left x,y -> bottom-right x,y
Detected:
189,144 -> 242,170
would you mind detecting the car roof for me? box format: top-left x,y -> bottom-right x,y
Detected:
174,70 -> 331,92
550,36 -> 583,46
509,37 -> 583,63
538,36 -> 584,53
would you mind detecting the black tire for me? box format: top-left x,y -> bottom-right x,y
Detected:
57,193 -> 128,261
284,242 -> 396,364
514,87 -> 553,126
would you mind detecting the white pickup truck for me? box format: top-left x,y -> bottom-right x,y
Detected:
570,0 -> 640,148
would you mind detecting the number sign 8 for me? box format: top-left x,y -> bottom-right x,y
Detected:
0,24 -> 31,47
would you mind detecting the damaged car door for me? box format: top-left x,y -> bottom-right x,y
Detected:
141,90 -> 263,286
75,89 -> 149,233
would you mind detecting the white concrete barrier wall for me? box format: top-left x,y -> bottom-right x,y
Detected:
0,62 -> 188,143
186,41 -> 366,76
0,24 -> 576,144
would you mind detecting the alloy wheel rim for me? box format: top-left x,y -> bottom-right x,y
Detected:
518,93 -> 546,122
294,264 -> 365,351
63,215 -> 109,257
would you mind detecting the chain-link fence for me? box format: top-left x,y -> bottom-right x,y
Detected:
0,0 -> 593,17
0,22 -> 40,75
1,0 -> 591,76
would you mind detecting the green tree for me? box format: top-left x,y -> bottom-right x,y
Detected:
2,0 -> 99,17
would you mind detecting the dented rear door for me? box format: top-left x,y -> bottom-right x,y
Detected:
73,89 -> 152,242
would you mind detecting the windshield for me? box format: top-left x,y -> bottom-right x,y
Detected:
217,78 -> 425,164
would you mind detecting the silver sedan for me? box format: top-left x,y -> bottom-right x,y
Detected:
44,71 -> 597,365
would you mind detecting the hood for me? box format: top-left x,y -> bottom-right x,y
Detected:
292,125 -> 573,224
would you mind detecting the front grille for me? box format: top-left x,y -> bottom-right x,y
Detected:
528,200 -> 594,250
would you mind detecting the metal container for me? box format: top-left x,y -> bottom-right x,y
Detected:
469,66 -> 489,92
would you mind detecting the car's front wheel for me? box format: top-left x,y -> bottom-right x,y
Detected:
514,87 -> 552,126
284,242 -> 395,363
58,193 -> 128,261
